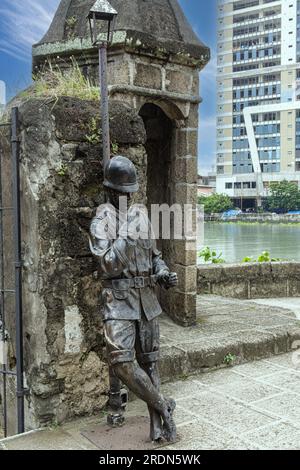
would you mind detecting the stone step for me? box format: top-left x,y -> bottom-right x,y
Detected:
158,296 -> 300,382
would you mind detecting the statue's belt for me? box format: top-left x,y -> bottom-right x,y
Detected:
102,275 -> 158,290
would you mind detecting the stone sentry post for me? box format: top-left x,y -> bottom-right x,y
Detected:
33,0 -> 210,327
0,0 -> 210,435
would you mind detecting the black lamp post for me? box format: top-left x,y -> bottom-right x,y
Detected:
88,1 -> 126,428
88,0 -> 118,169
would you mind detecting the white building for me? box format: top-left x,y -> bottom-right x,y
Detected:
217,0 -> 300,208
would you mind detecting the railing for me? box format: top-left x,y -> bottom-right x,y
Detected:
0,108 -> 26,438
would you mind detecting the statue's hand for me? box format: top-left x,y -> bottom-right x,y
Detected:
166,272 -> 178,289
157,271 -> 178,289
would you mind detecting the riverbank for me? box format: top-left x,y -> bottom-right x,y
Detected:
205,213 -> 300,224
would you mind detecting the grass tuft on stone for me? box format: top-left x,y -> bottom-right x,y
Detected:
25,59 -> 100,102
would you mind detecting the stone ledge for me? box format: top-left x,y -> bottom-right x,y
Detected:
197,262 -> 300,299
159,295 -> 300,382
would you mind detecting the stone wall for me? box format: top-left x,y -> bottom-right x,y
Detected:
198,262 -> 300,299
0,96 -> 146,433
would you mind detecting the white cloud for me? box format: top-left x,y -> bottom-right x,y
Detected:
0,0 -> 59,61
0,80 -> 6,105
200,55 -> 217,94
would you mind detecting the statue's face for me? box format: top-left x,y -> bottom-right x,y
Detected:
106,188 -> 132,210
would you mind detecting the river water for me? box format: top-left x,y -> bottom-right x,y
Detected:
199,222 -> 300,264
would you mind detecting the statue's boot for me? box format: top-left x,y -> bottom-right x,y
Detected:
162,398 -> 177,443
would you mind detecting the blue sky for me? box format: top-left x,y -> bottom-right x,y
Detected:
0,0 -> 217,174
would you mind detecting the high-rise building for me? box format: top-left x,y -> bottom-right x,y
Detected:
216,0 -> 300,208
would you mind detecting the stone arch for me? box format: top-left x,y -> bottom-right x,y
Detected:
138,98 -> 185,122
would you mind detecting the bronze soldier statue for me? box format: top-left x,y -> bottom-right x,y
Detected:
90,156 -> 178,443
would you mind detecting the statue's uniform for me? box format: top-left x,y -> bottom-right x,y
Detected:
90,204 -> 169,367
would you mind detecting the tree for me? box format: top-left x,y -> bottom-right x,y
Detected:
267,180 -> 300,213
198,193 -> 234,214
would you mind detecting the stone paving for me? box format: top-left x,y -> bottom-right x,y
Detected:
159,296 -> 300,382
1,352 -> 299,450
1,295 -> 300,450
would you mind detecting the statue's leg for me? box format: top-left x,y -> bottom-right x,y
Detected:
136,316 -> 163,442
107,365 -> 126,427
140,362 -> 163,442
104,319 -> 176,442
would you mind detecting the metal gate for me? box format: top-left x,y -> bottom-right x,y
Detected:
0,107 -> 26,438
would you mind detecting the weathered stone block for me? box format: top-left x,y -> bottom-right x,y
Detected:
108,59 -> 130,85
187,104 -> 199,128
271,262 -> 293,279
259,263 -> 272,277
172,240 -> 197,266
174,264 -> 198,292
198,265 -> 224,283
51,97 -> 146,145
250,280 -> 287,299
175,128 -> 198,157
212,281 -> 249,299
159,346 -> 189,383
288,280 -> 300,297
191,72 -> 200,96
174,183 -> 197,206
134,63 -> 162,90
225,263 -> 260,281
166,69 -> 192,94
167,291 -> 197,326
287,262 -> 300,280
174,156 -> 197,184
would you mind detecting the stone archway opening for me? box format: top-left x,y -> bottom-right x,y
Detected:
139,103 -> 175,317
139,103 -> 173,210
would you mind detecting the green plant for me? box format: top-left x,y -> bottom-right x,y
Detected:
57,164 -> 68,177
111,141 -> 119,155
257,251 -> 271,263
31,59 -> 100,102
198,193 -> 234,215
199,246 -> 225,264
242,256 -> 254,263
242,251 -> 282,263
224,353 -> 237,366
86,117 -> 101,144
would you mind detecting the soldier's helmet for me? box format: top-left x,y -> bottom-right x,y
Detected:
103,156 -> 139,193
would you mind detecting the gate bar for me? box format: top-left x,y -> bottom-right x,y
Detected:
0,370 -> 17,377
11,107 -> 25,434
